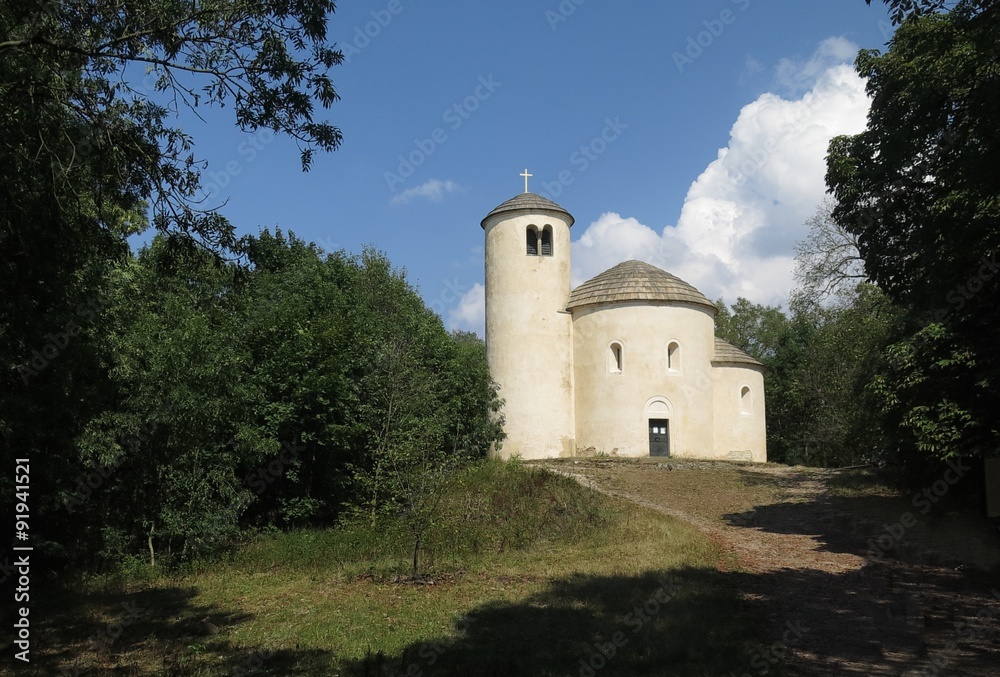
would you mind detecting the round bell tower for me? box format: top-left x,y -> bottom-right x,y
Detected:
481,183 -> 576,459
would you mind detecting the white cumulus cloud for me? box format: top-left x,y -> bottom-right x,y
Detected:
390,179 -> 458,205
571,38 -> 871,307
448,283 -> 485,334
775,36 -> 860,94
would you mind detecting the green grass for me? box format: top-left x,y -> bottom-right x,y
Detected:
32,459 -> 777,676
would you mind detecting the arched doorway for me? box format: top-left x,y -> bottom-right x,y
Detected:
645,397 -> 672,457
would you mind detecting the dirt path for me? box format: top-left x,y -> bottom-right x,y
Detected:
542,459 -> 1000,676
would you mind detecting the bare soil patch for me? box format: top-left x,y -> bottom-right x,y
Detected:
540,458 -> 1000,676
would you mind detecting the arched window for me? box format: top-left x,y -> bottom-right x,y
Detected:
540,226 -> 553,256
608,341 -> 623,373
526,227 -> 538,255
740,386 -> 752,415
667,341 -> 681,372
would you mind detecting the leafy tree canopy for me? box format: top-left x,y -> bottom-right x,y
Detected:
829,2 -> 998,316
829,0 -> 999,459
49,232 -> 503,566
1,0 -> 342,247
866,0 -> 991,24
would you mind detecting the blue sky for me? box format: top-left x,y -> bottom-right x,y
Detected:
166,0 -> 896,334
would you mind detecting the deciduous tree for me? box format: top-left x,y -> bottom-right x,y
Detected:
1,0 -> 344,564
828,0 -> 999,460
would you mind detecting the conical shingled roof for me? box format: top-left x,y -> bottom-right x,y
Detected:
565,260 -> 717,313
712,337 -> 764,368
480,192 -> 574,229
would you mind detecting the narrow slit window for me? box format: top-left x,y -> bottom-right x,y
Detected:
609,342 -> 623,373
540,226 -> 552,256
667,341 -> 681,372
740,386 -> 752,415
526,227 -> 538,255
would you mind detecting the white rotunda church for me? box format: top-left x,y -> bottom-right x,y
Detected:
481,187 -> 767,462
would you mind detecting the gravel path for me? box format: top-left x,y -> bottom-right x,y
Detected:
543,460 -> 1000,676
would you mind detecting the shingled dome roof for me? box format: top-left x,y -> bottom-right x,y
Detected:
481,192 -> 574,229
712,338 -> 764,368
566,260 -> 717,313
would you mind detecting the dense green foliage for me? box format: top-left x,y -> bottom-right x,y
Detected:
0,0 -> 360,567
828,0 -> 999,461
738,0 -> 1000,476
44,233 -> 504,567
715,285 -> 901,467
866,0 -> 992,25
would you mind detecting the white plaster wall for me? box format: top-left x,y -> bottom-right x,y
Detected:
484,211 -> 576,459
711,364 -> 768,462
571,302 -> 717,458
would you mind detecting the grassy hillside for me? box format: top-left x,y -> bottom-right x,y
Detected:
28,460 -> 774,676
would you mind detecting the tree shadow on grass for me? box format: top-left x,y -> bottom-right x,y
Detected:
332,465 -> 1000,677
18,467 -> 999,677
21,580 -> 334,675
339,566 -> 790,677
337,564 -> 999,677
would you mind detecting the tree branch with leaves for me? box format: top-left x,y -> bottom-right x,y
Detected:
1,0 -> 343,248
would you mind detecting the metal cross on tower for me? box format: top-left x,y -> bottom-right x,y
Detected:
520,168 -> 532,193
